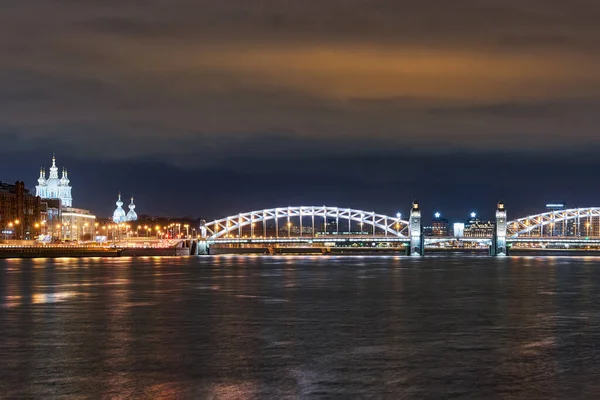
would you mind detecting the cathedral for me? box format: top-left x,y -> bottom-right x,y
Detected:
34,154 -> 97,242
113,194 -> 138,223
36,155 -> 73,207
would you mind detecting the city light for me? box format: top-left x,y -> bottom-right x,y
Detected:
434,212 -> 441,218
470,212 -> 477,219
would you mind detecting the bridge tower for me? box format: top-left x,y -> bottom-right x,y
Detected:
409,200 -> 424,256
491,201 -> 508,256
198,219 -> 208,255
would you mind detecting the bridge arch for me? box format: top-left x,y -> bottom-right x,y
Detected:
508,207 -> 600,238
203,206 -> 409,240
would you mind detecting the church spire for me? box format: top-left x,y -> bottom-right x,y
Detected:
38,167 -> 46,185
49,154 -> 59,179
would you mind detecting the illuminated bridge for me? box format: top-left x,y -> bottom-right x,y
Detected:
508,207 -> 600,238
189,203 -> 600,256
203,206 -> 409,239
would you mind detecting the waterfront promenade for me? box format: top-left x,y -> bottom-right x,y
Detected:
0,241 -> 189,258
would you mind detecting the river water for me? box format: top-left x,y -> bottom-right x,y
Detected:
1,255 -> 600,399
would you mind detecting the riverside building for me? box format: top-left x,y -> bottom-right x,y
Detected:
35,155 -> 96,241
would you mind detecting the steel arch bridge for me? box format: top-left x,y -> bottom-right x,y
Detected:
508,207 -> 600,238
203,206 -> 409,240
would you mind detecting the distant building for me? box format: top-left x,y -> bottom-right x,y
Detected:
546,203 -> 568,235
0,181 -> 42,240
280,225 -> 313,235
423,225 -> 433,236
36,155 -> 72,207
453,223 -> 465,238
61,207 -> 96,241
546,203 -> 566,211
33,154 -> 96,241
431,213 -> 450,236
464,216 -> 495,238
41,198 -> 62,239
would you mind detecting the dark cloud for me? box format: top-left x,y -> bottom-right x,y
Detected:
1,1 -> 600,215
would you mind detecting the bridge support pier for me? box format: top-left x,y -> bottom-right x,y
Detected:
196,220 -> 209,255
408,200 -> 424,256
490,201 -> 508,256
197,240 -> 209,255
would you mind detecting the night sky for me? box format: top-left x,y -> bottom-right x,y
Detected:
1,1 -> 600,221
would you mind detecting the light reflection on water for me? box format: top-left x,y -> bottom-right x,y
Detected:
1,256 -> 600,398
32,291 -> 78,304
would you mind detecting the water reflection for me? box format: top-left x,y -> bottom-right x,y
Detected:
32,291 -> 77,304
2,256 -> 600,397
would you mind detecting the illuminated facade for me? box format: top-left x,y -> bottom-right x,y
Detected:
36,155 -> 72,207
464,214 -> 495,238
453,223 -> 465,237
61,207 -> 96,241
112,194 -> 127,223
431,213 -> 450,236
0,181 -> 42,240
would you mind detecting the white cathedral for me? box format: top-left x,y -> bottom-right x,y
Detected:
36,155 -> 73,207
35,155 -> 98,242
112,194 -> 138,223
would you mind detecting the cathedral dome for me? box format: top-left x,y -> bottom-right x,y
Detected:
126,197 -> 138,222
45,178 -> 61,198
37,168 -> 46,185
112,194 -> 127,223
60,168 -> 70,186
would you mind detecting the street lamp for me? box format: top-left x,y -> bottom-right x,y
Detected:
14,219 -> 20,240
184,224 -> 189,239
287,221 -> 292,238
6,222 -> 13,241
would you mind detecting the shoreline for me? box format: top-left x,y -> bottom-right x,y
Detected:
0,247 -> 190,259
2,246 -> 600,259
